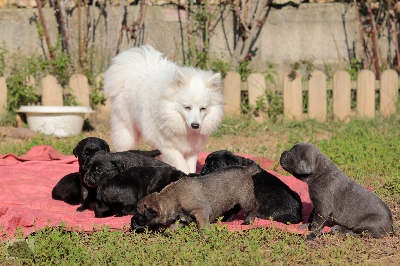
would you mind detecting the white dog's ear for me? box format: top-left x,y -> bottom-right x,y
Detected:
208,73 -> 222,91
173,70 -> 186,89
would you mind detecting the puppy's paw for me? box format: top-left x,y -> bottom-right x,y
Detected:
76,205 -> 86,212
298,223 -> 310,230
306,232 -> 318,241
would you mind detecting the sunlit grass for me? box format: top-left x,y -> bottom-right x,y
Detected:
0,114 -> 399,264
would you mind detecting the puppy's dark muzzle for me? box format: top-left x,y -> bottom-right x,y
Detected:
131,217 -> 147,232
191,123 -> 200,129
83,175 -> 96,188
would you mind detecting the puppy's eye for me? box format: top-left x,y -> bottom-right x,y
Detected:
200,107 -> 207,112
184,106 -> 191,111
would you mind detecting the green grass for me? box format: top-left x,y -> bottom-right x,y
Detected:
0,115 -> 399,264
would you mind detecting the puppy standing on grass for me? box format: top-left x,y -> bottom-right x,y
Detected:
280,142 -> 394,240
131,165 -> 261,231
104,45 -> 224,174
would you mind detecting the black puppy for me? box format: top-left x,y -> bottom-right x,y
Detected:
52,137 -> 161,210
52,137 -> 110,208
83,150 -> 169,191
95,166 -> 188,218
51,172 -> 82,205
200,150 -> 302,224
280,143 -> 394,239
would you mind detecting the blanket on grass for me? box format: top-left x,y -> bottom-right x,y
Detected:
0,145 -> 330,239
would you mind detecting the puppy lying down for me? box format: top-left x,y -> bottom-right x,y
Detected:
280,142 -> 394,239
51,137 -> 161,210
95,166 -> 189,218
52,137 -> 110,208
200,150 -> 302,224
131,165 -> 261,231
83,149 -> 168,190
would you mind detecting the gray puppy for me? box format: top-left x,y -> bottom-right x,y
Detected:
83,150 -> 169,189
280,142 -> 394,240
132,165 -> 261,231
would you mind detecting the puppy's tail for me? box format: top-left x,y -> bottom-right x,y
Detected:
245,164 -> 262,176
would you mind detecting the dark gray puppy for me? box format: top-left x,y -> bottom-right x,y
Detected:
132,165 -> 261,231
52,137 -> 110,208
83,150 -> 169,190
95,166 -> 189,218
200,150 -> 302,224
280,142 -> 394,240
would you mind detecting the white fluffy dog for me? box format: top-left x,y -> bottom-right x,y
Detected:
104,45 -> 224,174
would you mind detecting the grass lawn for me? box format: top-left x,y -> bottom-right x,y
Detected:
0,111 -> 399,265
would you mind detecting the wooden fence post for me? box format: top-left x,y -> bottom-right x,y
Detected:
283,72 -> 302,120
248,73 -> 266,107
308,70 -> 327,122
41,74 -> 63,106
69,73 -> 91,107
0,77 -> 6,113
356,69 -> 375,118
223,71 -> 241,115
380,69 -> 398,118
333,70 -> 351,122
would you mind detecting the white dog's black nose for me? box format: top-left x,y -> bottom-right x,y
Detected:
191,123 -> 200,129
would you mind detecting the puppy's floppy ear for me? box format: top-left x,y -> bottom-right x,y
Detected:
144,207 -> 158,221
239,157 -> 255,166
207,73 -> 222,91
72,145 -> 79,158
111,160 -> 125,173
103,143 -> 111,152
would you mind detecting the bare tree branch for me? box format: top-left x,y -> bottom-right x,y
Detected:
36,0 -> 56,61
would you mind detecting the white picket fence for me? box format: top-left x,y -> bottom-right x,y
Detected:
223,69 -> 399,121
0,69 -> 399,122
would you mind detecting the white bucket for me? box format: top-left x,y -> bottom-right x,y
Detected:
17,106 -> 94,137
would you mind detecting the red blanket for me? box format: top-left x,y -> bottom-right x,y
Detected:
0,145 -> 328,239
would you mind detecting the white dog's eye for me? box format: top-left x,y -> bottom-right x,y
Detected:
200,107 -> 207,112
184,106 -> 191,111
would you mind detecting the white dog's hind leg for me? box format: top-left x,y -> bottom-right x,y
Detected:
186,154 -> 199,174
159,148 -> 190,174
110,115 -> 137,151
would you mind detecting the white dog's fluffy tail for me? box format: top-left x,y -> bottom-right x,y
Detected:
104,45 -> 164,98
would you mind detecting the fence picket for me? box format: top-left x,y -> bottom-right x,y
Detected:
308,70 -> 327,122
0,76 -> 6,111
69,73 -> 91,107
333,70 -> 351,122
223,71 -> 241,114
41,75 -> 63,106
248,73 -> 267,107
380,69 -> 398,118
283,72 -> 302,120
356,69 -> 375,118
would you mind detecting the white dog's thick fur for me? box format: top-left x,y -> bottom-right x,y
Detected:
104,45 -> 224,174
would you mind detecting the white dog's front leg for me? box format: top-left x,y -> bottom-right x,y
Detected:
159,148 -> 190,174
185,154 -> 199,174
110,112 -> 137,151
